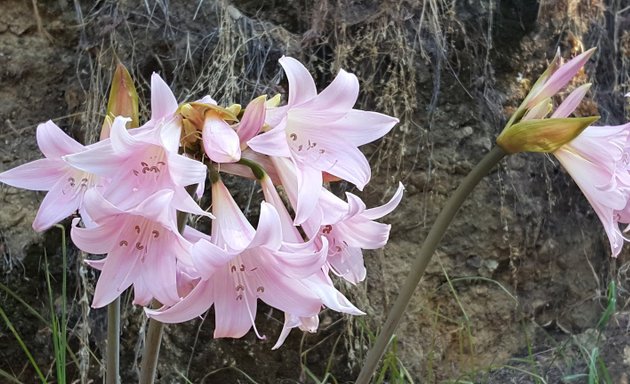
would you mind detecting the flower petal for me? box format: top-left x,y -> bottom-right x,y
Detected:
82,188 -> 123,223
151,73 -> 179,121
202,115 -> 241,163
248,202 -> 282,250
294,162 -> 323,225
552,83 -> 592,118
213,269 -> 258,338
237,96 -> 267,144
167,152 -> 207,188
191,238 -> 234,278
362,182 -> 405,220
91,247 -> 140,308
141,243 -> 180,306
145,279 -> 214,323
247,123 -> 292,158
0,158 -> 67,191
301,69 -> 359,112
279,56 -> 317,106
32,180 -> 83,231
36,121 -> 84,158
70,217 -> 121,254
322,110 -> 398,147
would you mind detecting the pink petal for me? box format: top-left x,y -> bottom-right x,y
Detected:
328,246 -> 366,284
272,314 -> 319,350
304,273 -> 363,315
273,236 -> 328,278
36,121 -> 84,158
131,189 -> 176,227
0,158 -> 67,191
212,180 -> 255,249
141,243 -> 180,306
528,48 -> 595,107
362,182 -> 405,220
191,238 -> 234,277
294,162 -> 323,225
555,147 -> 626,256
109,117 -> 136,154
63,143 -> 125,177
171,188 -> 214,219
341,219 -> 391,249
237,96 -> 267,144
150,73 -> 179,121
82,188 -> 123,223
158,116 -> 183,154
167,152 -> 207,189
301,69 -> 359,112
202,115 -> 241,163
84,257 -> 106,271
132,276 -> 153,306
247,123 -> 292,158
70,217 -> 121,254
279,56 -> 317,106
213,269 -> 258,338
551,83 -> 592,118
145,279 -> 214,323
311,143 -> 371,190
323,109 -> 398,147
245,255 -> 321,317
91,247 -> 140,308
248,202 -> 282,250
32,180 -> 83,231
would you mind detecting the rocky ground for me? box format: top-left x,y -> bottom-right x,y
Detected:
1,0 -> 630,383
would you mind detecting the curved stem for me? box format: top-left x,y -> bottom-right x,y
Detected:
356,146 -> 506,383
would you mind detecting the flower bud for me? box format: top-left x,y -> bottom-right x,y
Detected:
101,63 -> 139,140
496,116 -> 599,154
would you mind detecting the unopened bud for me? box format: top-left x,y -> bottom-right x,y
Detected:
496,116 -> 599,154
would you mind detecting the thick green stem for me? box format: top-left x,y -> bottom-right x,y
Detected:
356,146 -> 506,383
139,315 -> 164,384
106,297 -> 120,384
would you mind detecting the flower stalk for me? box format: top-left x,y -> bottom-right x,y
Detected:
106,298 -> 120,384
356,145 -> 506,383
139,312 -> 164,384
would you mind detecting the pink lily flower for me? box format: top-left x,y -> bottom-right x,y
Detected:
307,183 -> 404,283
549,82 -> 630,256
248,56 -> 398,223
71,188 -> 203,308
0,121 -> 105,231
64,116 -> 207,212
554,123 -> 630,257
259,174 -> 366,348
271,156 -> 404,282
146,179 -> 328,340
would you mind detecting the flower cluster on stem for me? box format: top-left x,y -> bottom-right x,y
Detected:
0,57 -> 404,347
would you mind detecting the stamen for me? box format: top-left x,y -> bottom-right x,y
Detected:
135,242 -> 144,250
152,230 -> 160,238
322,225 -> 333,234
256,286 -> 264,293
119,240 -> 128,247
